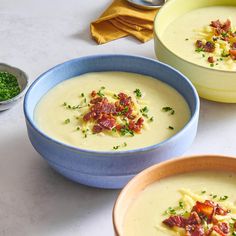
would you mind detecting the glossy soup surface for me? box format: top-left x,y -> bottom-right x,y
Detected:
35,71 -> 190,151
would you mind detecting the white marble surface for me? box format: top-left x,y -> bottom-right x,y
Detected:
0,0 -> 236,235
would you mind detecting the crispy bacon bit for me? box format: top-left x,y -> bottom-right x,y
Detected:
222,19 -> 231,32
92,124 -> 103,133
230,49 -> 236,60
196,40 -> 204,49
187,212 -> 201,225
194,201 -> 215,222
163,216 -> 186,228
163,199 -> 231,236
204,42 -> 215,53
210,19 -> 222,29
83,111 -> 95,121
186,225 -> 205,236
90,97 -> 103,104
208,56 -> 215,63
83,89 -> 147,136
210,19 -> 231,35
232,42 -> 236,49
208,224 -> 228,236
195,40 -> 215,53
91,90 -> 96,97
218,222 -> 230,234
98,116 -> 116,130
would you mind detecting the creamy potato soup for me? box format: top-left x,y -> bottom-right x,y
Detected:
162,6 -> 236,71
35,72 -> 190,151
124,171 -> 236,236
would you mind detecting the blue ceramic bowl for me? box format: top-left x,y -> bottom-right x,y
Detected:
24,55 -> 199,189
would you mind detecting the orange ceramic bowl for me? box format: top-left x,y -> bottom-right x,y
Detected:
113,155 -> 236,236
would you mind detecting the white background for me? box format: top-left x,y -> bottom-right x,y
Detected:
0,0 -> 236,235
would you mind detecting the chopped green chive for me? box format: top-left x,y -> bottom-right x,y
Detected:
64,118 -> 70,124
97,86 -> 105,97
195,48 -> 204,53
149,117 -> 154,122
162,106 -> 175,115
168,126 -> 174,130
179,201 -> 184,208
201,190 -> 206,194
219,195 -> 228,201
81,93 -> 84,97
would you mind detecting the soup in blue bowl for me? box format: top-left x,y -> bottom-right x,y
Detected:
24,55 -> 199,189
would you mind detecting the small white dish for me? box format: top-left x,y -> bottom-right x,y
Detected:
126,0 -> 166,10
0,63 -> 28,111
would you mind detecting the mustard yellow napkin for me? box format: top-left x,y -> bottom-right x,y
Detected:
90,0 -> 159,44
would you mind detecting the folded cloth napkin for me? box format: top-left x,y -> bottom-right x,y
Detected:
90,0 -> 159,44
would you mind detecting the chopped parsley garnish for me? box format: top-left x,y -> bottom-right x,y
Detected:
185,38 -> 189,41
212,195 -> 217,199
134,88 -> 142,98
81,93 -> 85,97
64,118 -> 70,124
210,63 -> 214,67
76,127 -> 80,131
168,126 -> 174,130
201,190 -> 206,194
113,145 -> 119,150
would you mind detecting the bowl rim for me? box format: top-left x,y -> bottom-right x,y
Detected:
154,0 -> 236,74
24,54 -> 199,156
0,63 -> 29,105
112,154 -> 236,236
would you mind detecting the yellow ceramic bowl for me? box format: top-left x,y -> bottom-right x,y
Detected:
154,0 -> 236,103
113,155 -> 236,235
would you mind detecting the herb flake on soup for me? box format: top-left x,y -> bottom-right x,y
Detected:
35,72 -> 190,151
